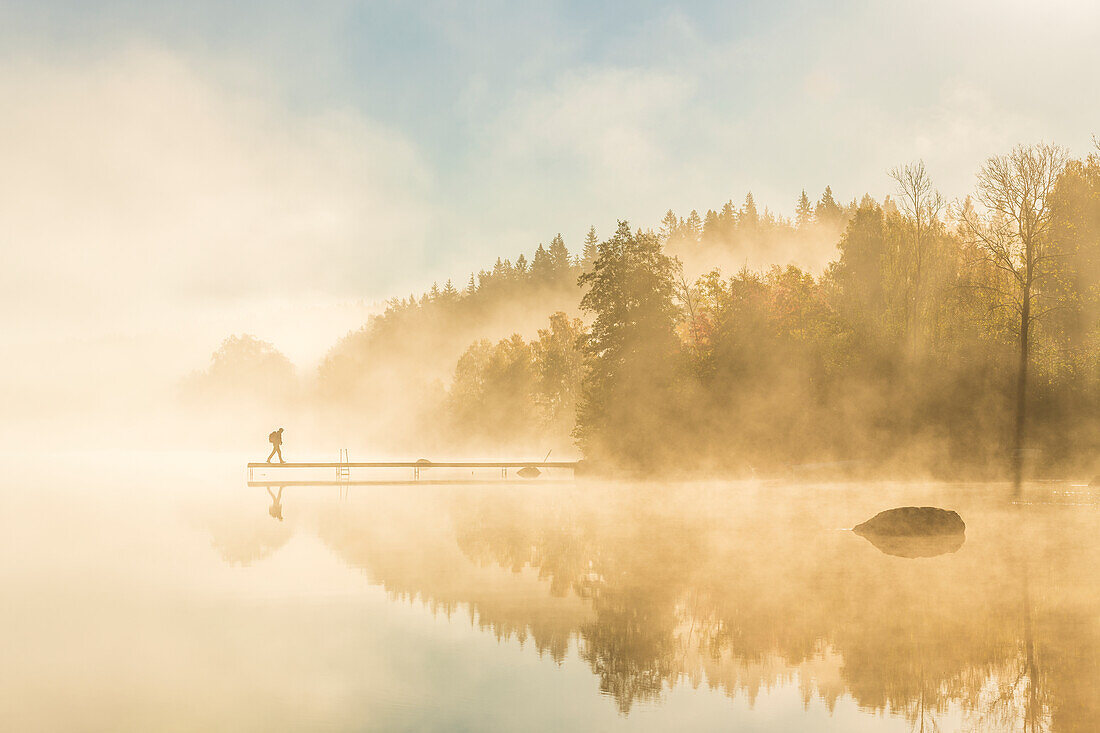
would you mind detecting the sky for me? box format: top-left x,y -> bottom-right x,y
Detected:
1,0 -> 1098,389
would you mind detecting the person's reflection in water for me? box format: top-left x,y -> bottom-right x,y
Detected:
267,486 -> 285,522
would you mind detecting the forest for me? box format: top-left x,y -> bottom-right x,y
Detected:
188,142 -> 1100,480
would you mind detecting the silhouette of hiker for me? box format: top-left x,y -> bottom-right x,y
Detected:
267,486 -> 284,521
267,428 -> 285,463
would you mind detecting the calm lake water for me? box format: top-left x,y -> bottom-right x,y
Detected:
3,452 -> 1098,731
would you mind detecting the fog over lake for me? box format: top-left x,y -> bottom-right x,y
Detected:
4,452 -> 1097,731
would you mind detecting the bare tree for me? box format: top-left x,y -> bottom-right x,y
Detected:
957,143 -> 1069,495
889,160 -> 944,353
673,259 -> 702,357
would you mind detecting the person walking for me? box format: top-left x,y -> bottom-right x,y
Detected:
267,428 -> 286,463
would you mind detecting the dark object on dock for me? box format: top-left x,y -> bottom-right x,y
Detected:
516,466 -> 541,479
853,507 -> 965,536
858,532 -> 965,558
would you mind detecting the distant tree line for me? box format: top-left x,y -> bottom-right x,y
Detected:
191,140 -> 1100,477
184,334 -> 297,405
660,184 -> 851,250
572,142 -> 1100,478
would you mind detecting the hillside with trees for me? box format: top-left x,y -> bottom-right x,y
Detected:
192,141 -> 1100,479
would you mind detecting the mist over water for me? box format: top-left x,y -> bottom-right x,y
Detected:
4,450 -> 1098,731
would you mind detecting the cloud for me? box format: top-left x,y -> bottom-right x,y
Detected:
0,43 -> 432,336
0,43 -> 437,411
493,67 -> 695,196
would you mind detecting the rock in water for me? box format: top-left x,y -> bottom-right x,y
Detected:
853,506 -> 965,536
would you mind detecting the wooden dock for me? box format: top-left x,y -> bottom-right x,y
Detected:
247,460 -> 580,481
246,479 -> 574,487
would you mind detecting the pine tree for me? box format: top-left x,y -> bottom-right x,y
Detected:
741,192 -> 759,229
548,233 -> 570,276
702,209 -> 721,243
660,209 -> 680,242
582,226 -> 599,269
719,200 -> 737,241
575,220 -> 680,466
532,243 -> 551,280
684,210 -> 703,243
815,186 -> 842,224
795,189 -> 813,227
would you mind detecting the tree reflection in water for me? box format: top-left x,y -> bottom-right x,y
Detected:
225,482 -> 1100,730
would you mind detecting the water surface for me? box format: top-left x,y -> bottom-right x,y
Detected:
3,453 -> 1098,731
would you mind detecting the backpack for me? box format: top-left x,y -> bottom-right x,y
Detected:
269,431 -> 280,443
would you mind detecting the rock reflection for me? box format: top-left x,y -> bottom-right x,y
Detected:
224,483 -> 1100,729
855,531 -> 965,558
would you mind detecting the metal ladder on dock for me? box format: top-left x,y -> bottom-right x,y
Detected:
337,449 -> 350,499
337,449 -> 351,480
